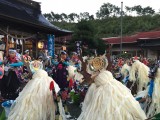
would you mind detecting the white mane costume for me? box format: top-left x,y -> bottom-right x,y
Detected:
70,56 -> 147,120
129,60 -> 150,92
147,68 -> 160,117
78,70 -> 147,120
67,65 -> 84,83
8,70 -> 59,120
121,63 -> 131,78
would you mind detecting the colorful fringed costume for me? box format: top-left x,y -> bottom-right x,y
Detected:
76,56 -> 147,120
147,68 -> 160,117
129,60 -> 150,93
121,63 -> 131,84
78,70 -> 147,120
8,70 -> 59,120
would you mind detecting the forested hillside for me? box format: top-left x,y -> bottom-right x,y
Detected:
44,3 -> 160,54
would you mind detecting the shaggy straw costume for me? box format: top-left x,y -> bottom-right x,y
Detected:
129,60 -> 150,92
78,70 -> 147,120
147,68 -> 160,117
8,70 -> 58,120
121,63 -> 131,78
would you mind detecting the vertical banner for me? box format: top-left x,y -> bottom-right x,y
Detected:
75,41 -> 81,55
47,34 -> 54,58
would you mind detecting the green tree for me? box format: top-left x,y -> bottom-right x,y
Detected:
126,5 -> 155,16
79,12 -> 91,20
68,13 -> 79,22
61,13 -> 68,22
72,20 -> 95,55
142,6 -> 155,15
132,5 -> 143,15
43,13 -> 53,22
96,3 -> 120,19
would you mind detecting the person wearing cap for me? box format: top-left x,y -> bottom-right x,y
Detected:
53,51 -> 69,89
52,51 -> 70,111
23,50 -> 31,62
0,48 -> 24,99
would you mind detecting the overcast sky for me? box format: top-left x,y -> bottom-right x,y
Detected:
35,0 -> 160,15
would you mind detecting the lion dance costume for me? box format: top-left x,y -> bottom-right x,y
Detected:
8,70 -> 59,120
77,56 -> 147,120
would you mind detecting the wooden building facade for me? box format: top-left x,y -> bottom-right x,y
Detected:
102,31 -> 160,60
0,0 -> 72,58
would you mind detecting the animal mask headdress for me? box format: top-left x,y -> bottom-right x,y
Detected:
29,60 -> 43,74
87,55 -> 108,76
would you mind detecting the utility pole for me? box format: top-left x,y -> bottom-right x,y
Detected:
120,2 -> 123,56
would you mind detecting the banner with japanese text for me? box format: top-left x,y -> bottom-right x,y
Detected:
47,34 -> 54,58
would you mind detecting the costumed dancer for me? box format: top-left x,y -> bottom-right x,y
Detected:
29,60 -> 43,74
69,52 -> 83,91
8,69 -> 60,120
135,67 -> 160,117
53,51 -> 69,90
121,64 -> 130,85
67,66 -> 88,105
147,67 -> 160,117
129,60 -> 150,93
22,50 -> 32,80
121,61 -> 131,85
0,49 -> 24,99
52,51 -> 70,113
70,52 -> 81,71
74,56 -> 146,120
22,50 -> 31,62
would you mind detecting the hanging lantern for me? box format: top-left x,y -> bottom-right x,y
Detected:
38,41 -> 44,49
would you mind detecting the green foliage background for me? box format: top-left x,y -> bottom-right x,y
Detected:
44,3 -> 160,55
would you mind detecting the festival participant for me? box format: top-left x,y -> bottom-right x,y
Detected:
8,70 -> 60,120
146,67 -> 160,117
135,67 -> 160,117
23,50 -> 31,62
38,49 -> 48,62
52,50 -> 70,113
1,49 -> 24,99
38,56 -> 43,62
129,60 -> 150,93
70,52 -> 81,71
22,50 -> 32,77
29,60 -> 43,74
53,51 -> 69,90
117,57 -> 123,67
134,56 -> 138,60
68,56 -> 147,120
121,61 -> 131,85
16,49 -> 21,60
142,57 -> 149,66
